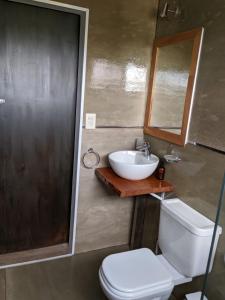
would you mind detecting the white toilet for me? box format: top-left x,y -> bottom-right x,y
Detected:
99,198 -> 222,300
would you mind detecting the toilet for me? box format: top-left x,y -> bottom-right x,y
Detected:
99,198 -> 222,300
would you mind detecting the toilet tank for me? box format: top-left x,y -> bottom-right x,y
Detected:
158,199 -> 222,278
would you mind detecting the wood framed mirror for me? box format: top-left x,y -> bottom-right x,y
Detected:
144,28 -> 204,146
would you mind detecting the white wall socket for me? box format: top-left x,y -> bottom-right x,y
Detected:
85,113 -> 96,129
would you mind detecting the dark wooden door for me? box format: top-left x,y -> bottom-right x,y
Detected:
0,0 -> 80,254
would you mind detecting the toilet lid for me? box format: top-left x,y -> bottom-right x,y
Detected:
101,248 -> 172,294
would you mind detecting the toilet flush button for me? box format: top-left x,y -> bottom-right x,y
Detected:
0,99 -> 6,104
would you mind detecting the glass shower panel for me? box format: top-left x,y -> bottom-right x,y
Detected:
201,173 -> 225,300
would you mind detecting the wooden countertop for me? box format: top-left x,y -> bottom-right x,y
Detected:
95,167 -> 174,198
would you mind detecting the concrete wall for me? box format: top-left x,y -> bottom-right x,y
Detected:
145,136 -> 225,298
76,129 -> 143,252
147,0 -> 225,298
59,0 -> 158,252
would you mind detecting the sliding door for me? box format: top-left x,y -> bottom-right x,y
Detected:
0,0 -> 80,258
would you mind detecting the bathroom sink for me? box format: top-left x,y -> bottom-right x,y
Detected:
108,151 -> 159,180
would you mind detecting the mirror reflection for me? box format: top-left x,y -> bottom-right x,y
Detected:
150,40 -> 193,135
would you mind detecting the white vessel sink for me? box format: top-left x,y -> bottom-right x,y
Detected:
108,151 -> 159,181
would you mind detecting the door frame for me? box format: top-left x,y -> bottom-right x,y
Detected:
1,0 -> 89,269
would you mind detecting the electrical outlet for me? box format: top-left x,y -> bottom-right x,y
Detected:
85,113 -> 96,129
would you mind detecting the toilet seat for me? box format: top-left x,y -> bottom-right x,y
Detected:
99,248 -> 174,299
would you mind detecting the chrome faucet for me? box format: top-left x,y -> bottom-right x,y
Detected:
135,139 -> 151,160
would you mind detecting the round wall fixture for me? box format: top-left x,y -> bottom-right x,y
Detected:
82,148 -> 100,169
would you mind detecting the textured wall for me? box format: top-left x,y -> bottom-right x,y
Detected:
57,0 -> 158,252
157,0 -> 225,151
146,136 -> 225,299
148,1 -> 225,298
82,0 -> 158,127
76,129 -> 143,252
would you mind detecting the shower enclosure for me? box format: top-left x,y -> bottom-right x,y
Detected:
200,173 -> 225,300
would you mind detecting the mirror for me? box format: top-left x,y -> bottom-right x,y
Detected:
144,28 -> 204,146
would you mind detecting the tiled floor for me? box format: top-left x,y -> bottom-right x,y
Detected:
0,245 -> 179,300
